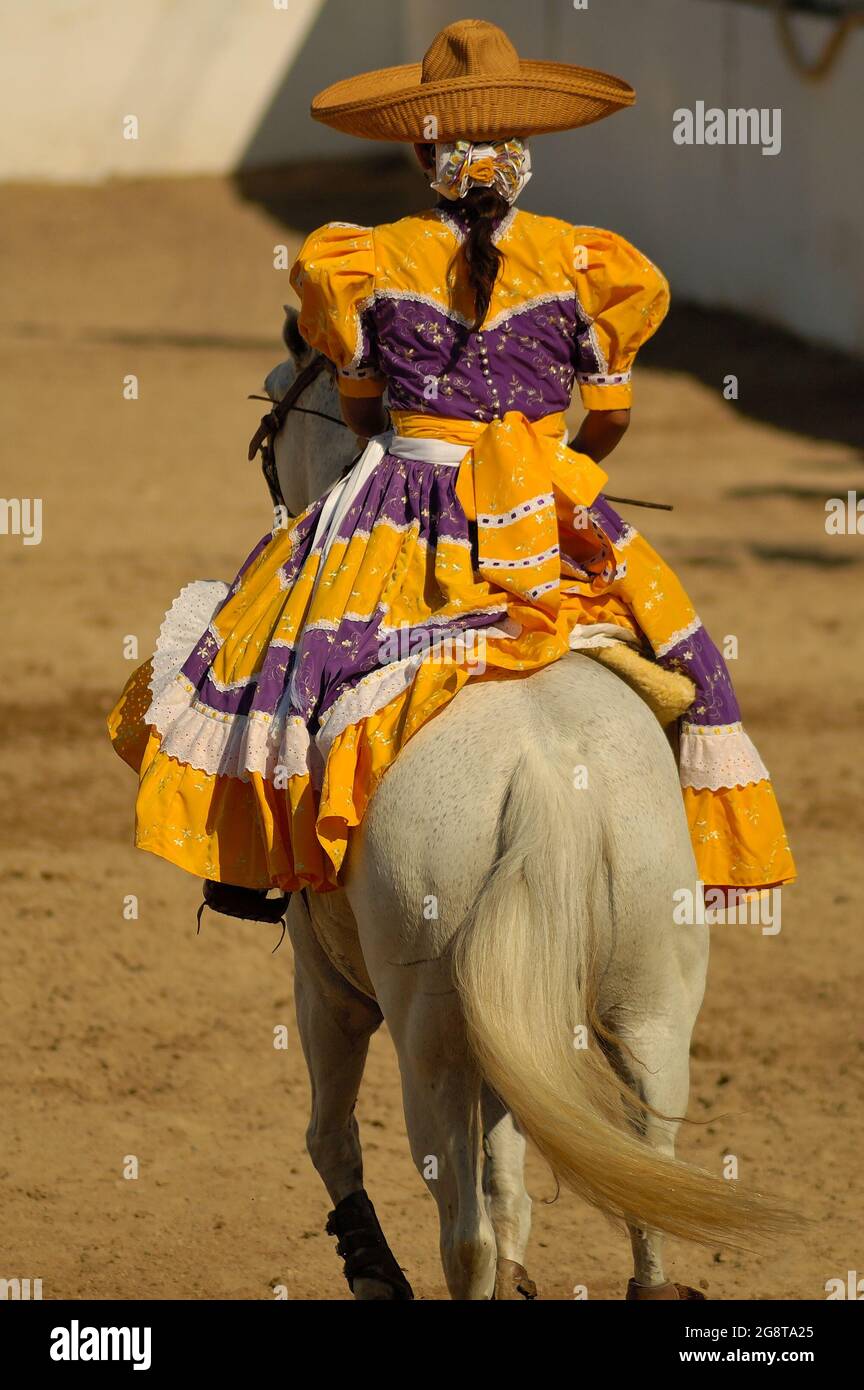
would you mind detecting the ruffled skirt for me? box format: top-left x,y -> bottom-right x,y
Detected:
108,447 -> 795,894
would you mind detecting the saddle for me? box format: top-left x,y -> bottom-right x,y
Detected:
583,642 -> 695,727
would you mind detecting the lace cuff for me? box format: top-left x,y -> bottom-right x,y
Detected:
679,721 -> 770,791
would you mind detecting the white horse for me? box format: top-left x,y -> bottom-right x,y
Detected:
261,311 -> 787,1301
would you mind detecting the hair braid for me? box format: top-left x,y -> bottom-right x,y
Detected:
452,184 -> 510,331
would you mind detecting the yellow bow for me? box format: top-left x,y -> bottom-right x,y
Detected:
392,410 -> 611,616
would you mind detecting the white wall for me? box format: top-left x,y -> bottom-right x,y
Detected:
4,0 -> 862,352
0,0 -> 404,181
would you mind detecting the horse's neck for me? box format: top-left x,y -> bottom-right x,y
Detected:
268,359 -> 356,515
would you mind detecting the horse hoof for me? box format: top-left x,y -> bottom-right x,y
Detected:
626,1279 -> 706,1300
494,1259 -> 538,1300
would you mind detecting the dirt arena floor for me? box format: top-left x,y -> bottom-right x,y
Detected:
1,165 -> 862,1301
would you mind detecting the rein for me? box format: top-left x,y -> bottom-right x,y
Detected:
247,395 -> 345,429
247,355 -> 345,507
247,356 -> 672,512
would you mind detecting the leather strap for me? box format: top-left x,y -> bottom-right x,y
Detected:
248,355 -> 329,507
326,1190 -> 413,1299
198,879 -> 290,924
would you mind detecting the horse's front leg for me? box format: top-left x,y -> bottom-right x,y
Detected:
288,898 -> 412,1300
482,1092 -> 537,1299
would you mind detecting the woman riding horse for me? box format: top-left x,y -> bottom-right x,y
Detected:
108,19 -> 795,919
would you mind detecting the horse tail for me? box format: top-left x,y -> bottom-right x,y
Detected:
451,741 -> 794,1246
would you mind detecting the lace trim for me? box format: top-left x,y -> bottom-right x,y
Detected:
432,206 -> 517,247
568,623 -> 642,651
371,285 -> 590,337
679,725 -> 770,791
313,616 -> 519,760
152,675 -> 315,782
147,581 -> 229,705
373,286 -> 472,329
144,580 -> 520,784
348,290 -> 376,370
305,601 -> 476,630
378,605 -> 510,633
682,720 -> 743,736
483,291 -> 572,333
433,208 -> 465,243
310,514 -> 426,555
572,283 -> 608,374
493,208 -> 518,244
656,616 -> 702,659
435,532 -> 472,550
300,617 -> 340,634
315,224 -> 375,373
587,507 -> 638,552
145,581 -> 309,781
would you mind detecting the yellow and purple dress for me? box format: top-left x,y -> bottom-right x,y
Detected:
108,207 -> 795,894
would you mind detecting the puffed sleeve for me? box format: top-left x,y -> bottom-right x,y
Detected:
570,227 -> 670,410
289,223 -> 386,398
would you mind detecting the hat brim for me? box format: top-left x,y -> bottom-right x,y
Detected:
311,59 -> 635,142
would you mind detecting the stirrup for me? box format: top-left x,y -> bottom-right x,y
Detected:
197,879 -> 291,926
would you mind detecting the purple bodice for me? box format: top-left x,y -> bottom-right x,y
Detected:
365,293 -> 601,422
353,208 -> 610,423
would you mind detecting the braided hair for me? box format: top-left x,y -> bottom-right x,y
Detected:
450,183 -> 510,331
418,143 -> 510,332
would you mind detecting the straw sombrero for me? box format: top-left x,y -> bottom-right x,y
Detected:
311,18 -> 635,143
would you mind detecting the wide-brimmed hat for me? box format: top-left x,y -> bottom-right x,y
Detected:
310,18 -> 635,143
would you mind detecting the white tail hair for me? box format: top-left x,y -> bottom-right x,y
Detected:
451,743 -> 794,1246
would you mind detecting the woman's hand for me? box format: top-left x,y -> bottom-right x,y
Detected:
570,408 -> 630,463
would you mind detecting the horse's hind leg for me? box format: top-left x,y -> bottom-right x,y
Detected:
482,1092 -> 537,1299
611,1005 -> 704,1300
288,902 -> 411,1300
388,983 -> 497,1299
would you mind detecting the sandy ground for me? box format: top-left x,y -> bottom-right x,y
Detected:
1,166 -> 862,1301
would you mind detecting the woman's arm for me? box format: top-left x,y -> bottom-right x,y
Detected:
340,392 -> 389,440
570,408 -> 630,463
